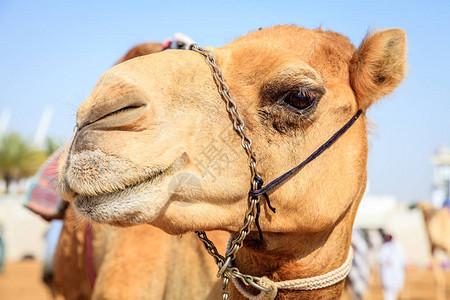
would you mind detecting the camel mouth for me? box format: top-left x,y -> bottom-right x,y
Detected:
64,149 -> 177,197
73,176 -> 167,225
65,150 -> 187,225
75,165 -> 169,197
81,165 -> 168,196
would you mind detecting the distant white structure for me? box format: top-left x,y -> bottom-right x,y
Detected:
354,184 -> 431,266
0,195 -> 48,261
354,193 -> 398,229
431,147 -> 450,208
384,209 -> 431,266
354,182 -> 398,229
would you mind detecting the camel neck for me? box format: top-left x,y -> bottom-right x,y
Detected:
229,220 -> 353,299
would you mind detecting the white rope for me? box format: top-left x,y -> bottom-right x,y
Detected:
231,247 -> 353,300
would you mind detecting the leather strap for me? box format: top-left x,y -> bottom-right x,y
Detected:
250,110 -> 362,207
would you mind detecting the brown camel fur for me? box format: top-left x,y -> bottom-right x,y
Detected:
416,202 -> 450,300
417,202 -> 450,254
57,25 -> 407,299
54,206 -> 228,299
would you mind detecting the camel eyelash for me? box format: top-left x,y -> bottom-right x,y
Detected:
257,103 -> 317,135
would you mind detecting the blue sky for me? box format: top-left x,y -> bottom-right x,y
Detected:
0,0 -> 449,202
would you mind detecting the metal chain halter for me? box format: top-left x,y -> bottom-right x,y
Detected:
188,44 -> 362,299
189,44 -> 268,299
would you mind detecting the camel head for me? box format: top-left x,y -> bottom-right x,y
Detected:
57,26 -> 406,237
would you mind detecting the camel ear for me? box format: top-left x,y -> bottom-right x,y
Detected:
349,29 -> 407,110
116,42 -> 163,64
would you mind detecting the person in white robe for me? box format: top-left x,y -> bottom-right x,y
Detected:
378,233 -> 405,300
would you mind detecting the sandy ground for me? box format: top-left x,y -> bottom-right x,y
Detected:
367,267 -> 450,300
0,260 -> 63,300
1,260 -> 449,300
0,260 -> 55,300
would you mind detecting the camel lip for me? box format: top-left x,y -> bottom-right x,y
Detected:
74,166 -> 168,199
70,152 -> 188,200
71,159 -> 181,225
73,156 -> 181,199
63,149 -> 190,200
73,177 -> 163,225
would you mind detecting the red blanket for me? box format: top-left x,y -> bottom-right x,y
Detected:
25,147 -> 66,220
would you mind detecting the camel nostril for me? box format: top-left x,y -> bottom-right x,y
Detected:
78,102 -> 147,130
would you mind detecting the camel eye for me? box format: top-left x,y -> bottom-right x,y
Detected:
284,89 -> 316,111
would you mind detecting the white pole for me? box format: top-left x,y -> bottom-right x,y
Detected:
33,106 -> 54,149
